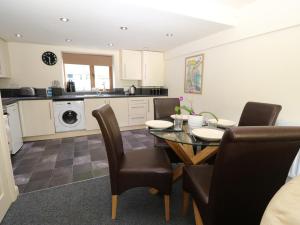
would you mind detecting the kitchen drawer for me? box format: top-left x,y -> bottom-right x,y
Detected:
129,98 -> 148,106
129,115 -> 147,126
129,104 -> 147,116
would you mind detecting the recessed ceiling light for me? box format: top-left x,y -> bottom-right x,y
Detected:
65,38 -> 72,42
59,17 -> 69,22
15,33 -> 23,38
166,33 -> 174,37
120,26 -> 128,30
107,43 -> 114,47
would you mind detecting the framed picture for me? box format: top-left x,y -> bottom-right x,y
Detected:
184,54 -> 204,94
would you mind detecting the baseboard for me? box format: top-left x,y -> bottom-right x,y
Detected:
23,125 -> 146,141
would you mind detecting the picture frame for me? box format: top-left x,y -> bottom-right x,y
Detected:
184,54 -> 204,94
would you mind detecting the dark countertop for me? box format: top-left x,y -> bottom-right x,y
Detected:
1,94 -> 168,106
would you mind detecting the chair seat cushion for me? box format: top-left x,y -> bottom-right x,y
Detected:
183,165 -> 214,204
118,149 -> 173,194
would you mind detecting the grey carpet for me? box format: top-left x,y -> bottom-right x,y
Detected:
1,176 -> 194,225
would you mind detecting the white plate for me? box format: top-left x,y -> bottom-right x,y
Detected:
208,119 -> 236,128
192,128 -> 224,141
170,114 -> 190,121
145,120 -> 173,129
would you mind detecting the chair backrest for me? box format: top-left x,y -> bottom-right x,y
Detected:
92,104 -> 124,193
208,126 -> 300,225
153,98 -> 180,121
238,102 -> 282,126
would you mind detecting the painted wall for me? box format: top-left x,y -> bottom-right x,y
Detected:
165,0 -> 300,125
0,42 -> 138,89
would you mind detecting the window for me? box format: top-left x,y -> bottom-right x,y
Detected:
62,53 -> 113,91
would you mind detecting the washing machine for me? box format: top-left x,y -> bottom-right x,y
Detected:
53,100 -> 86,132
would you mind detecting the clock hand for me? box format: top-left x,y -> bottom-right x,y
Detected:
48,56 -> 51,64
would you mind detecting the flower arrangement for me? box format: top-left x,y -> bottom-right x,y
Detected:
174,96 -> 218,121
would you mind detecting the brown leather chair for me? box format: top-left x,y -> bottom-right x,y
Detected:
92,104 -> 173,222
153,98 -> 183,163
182,126 -> 300,225
238,102 -> 282,126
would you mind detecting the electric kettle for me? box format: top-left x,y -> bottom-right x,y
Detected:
128,85 -> 136,95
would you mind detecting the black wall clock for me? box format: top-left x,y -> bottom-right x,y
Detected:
42,51 -> 57,65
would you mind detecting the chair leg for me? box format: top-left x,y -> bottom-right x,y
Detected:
182,191 -> 190,216
164,195 -> 170,222
112,195 -> 118,220
193,200 -> 204,225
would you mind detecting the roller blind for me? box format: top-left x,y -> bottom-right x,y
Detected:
62,53 -> 112,66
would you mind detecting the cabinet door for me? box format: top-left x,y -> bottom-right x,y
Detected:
142,51 -> 164,86
84,98 -> 107,130
108,98 -> 129,127
0,40 -> 10,78
120,50 -> 142,80
18,100 -> 55,137
147,97 -> 154,120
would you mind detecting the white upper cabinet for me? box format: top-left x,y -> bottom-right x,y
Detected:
141,51 -> 164,87
0,40 -> 11,78
120,50 -> 142,80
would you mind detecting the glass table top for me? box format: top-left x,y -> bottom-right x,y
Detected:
150,125 -> 222,147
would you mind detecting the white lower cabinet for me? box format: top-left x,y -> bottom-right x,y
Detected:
18,100 -> 55,137
84,98 -> 108,130
128,98 -> 148,126
108,98 -> 129,127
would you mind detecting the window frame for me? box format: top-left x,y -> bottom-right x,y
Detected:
62,53 -> 113,91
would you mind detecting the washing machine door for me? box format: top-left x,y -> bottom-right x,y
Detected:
59,108 -> 82,128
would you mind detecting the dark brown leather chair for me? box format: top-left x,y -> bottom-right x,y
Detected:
238,101 -> 282,126
92,104 -> 172,222
153,98 -> 182,163
182,126 -> 300,225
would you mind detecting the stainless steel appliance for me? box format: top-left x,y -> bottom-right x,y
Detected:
66,80 -> 76,92
19,87 -> 35,97
128,85 -> 136,95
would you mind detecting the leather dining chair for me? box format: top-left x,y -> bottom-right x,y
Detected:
92,104 -> 173,222
153,98 -> 182,163
238,101 -> 282,126
182,126 -> 300,225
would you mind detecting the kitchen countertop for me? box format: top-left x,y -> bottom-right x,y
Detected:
1,94 -> 168,106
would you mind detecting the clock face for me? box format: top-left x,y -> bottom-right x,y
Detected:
42,51 -> 57,65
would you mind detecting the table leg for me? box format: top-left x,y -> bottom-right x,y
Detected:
191,146 -> 219,165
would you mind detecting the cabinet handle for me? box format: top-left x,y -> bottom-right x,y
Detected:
124,64 -> 126,78
131,116 -> 145,119
131,106 -> 145,109
49,102 -> 52,120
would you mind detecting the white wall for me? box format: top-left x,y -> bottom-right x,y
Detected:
165,0 -> 300,125
0,42 -> 138,89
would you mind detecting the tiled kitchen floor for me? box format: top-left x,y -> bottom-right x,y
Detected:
11,129 -> 155,193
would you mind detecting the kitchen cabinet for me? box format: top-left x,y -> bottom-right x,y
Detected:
128,98 -> 148,126
84,98 -> 107,130
108,98 -> 129,127
18,100 -> 55,137
0,40 -> 11,78
120,50 -> 142,80
141,51 -> 164,86
147,97 -> 154,120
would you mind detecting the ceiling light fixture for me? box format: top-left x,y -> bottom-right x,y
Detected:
120,26 -> 128,30
65,38 -> 72,42
107,43 -> 114,47
59,17 -> 69,22
15,33 -> 23,38
166,33 -> 174,37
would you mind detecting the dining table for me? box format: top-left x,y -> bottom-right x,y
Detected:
148,124 -> 223,192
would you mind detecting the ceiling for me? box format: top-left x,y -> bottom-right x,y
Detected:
0,0 -> 256,51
